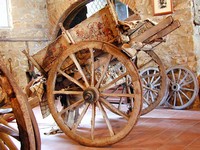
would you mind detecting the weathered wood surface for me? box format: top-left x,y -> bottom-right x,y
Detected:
32,36 -> 70,72
0,59 -> 41,150
68,6 -> 119,43
28,3 -> 180,75
130,16 -> 180,44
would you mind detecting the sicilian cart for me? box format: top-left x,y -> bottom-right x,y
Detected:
0,0 -> 180,148
0,59 -> 41,150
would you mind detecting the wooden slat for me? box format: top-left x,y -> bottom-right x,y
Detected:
144,20 -> 181,43
0,124 -> 19,140
131,16 -> 174,43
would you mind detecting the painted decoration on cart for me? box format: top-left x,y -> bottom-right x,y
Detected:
68,6 -> 119,43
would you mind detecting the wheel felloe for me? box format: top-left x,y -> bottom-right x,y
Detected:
47,41 -> 142,147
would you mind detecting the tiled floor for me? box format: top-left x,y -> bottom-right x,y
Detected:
33,107 -> 200,150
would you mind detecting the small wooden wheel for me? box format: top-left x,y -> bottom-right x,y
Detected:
0,60 -> 41,150
139,67 -> 164,113
137,50 -> 167,115
164,66 -> 199,109
47,41 -> 142,146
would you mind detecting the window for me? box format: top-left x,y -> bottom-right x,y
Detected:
0,0 -> 12,28
114,0 -> 129,21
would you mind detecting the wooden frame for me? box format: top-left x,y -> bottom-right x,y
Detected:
153,0 -> 173,16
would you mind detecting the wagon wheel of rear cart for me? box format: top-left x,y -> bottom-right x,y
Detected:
164,66 -> 199,109
0,60 -> 41,150
47,41 -> 142,147
133,50 -> 167,115
57,0 -> 167,116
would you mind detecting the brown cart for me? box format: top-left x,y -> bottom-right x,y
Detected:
1,0 -> 181,148
0,59 -> 41,150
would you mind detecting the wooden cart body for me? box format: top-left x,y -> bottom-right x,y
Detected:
31,5 -> 120,73
29,4 -> 180,75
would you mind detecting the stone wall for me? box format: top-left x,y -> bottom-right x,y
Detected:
125,0 -> 196,72
193,0 -> 200,75
0,0 -> 50,89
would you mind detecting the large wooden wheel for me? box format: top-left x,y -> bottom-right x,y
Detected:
164,66 -> 199,109
0,60 -> 41,150
47,41 -> 142,146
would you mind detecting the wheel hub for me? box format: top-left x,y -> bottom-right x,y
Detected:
147,83 -> 154,89
171,83 -> 181,92
83,87 -> 99,103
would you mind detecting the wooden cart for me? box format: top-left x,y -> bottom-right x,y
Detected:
3,0 -> 180,147
0,59 -> 41,150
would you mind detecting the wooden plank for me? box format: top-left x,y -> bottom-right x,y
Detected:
131,16 -> 174,43
144,20 -> 181,43
68,6 -> 119,43
32,36 -> 70,72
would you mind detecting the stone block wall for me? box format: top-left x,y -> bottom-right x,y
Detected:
126,0 -> 196,72
0,0 -> 50,89
193,0 -> 200,75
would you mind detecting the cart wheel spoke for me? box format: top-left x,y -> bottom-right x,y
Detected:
0,124 -> 19,140
149,91 -> 155,103
150,70 -> 156,83
91,103 -> 96,140
53,90 -> 83,95
95,54 -> 112,88
96,101 -> 114,136
101,93 -> 135,98
177,68 -> 182,83
152,76 -> 160,85
89,48 -> 95,87
179,72 -> 189,85
70,53 -> 90,87
180,80 -> 194,86
143,85 -> 159,94
58,68 -> 85,90
177,92 -> 184,106
72,103 -> 90,132
173,92 -> 177,106
180,87 -> 195,92
59,99 -> 84,116
0,133 -> 18,150
99,72 -> 128,91
179,90 -> 190,101
100,98 -> 129,120
142,77 -> 148,85
153,83 -> 161,88
143,96 -> 151,106
165,91 -> 174,103
171,69 -> 176,83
